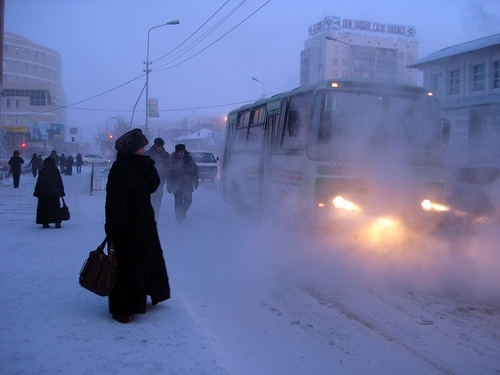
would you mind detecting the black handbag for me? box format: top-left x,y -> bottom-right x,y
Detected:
60,197 -> 70,221
79,237 -> 117,296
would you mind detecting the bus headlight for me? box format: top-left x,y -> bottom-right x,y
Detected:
333,196 -> 361,211
421,199 -> 448,212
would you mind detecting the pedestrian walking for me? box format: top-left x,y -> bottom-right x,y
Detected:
33,157 -> 65,228
145,137 -> 170,221
59,153 -> 66,175
28,153 -> 42,177
76,153 -> 83,173
65,155 -> 74,176
8,150 -> 25,188
167,144 -> 199,223
105,128 -> 170,324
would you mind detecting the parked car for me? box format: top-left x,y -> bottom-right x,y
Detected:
190,151 -> 219,182
82,154 -> 111,165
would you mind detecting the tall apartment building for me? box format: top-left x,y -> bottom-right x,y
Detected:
408,33 -> 500,168
300,16 -> 419,86
1,31 -> 66,154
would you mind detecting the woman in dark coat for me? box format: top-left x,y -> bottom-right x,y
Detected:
65,155 -> 74,176
8,150 -> 25,188
105,128 -> 170,324
33,157 -> 65,228
28,153 -> 42,177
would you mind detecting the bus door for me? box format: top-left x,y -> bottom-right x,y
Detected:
259,109 -> 279,207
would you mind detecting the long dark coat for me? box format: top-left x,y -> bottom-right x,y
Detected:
167,151 -> 199,194
8,154 -> 24,174
105,152 -> 170,316
33,158 -> 65,224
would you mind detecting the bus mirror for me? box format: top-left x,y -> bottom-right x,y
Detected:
441,118 -> 451,146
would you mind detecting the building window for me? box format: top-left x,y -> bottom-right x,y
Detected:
332,58 -> 338,66
472,63 -> 486,91
449,68 -> 460,95
493,61 -> 500,89
3,44 -> 8,53
432,73 -> 444,96
3,89 -> 48,106
332,69 -> 338,77
6,99 -> 11,108
16,100 -> 21,108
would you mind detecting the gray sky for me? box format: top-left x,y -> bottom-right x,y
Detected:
5,0 -> 500,140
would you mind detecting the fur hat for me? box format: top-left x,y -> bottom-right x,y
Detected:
115,128 -> 149,153
153,137 -> 165,146
44,157 -> 56,167
175,144 -> 186,152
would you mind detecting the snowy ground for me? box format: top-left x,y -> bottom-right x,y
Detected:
1,167 -> 499,374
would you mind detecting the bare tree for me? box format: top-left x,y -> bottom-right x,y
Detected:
94,116 -> 135,157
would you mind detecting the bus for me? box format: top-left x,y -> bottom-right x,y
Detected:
220,78 -> 451,235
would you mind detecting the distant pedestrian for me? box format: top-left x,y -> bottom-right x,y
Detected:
105,128 -> 170,324
167,144 -> 199,223
28,153 -> 42,177
59,153 -> 66,174
145,137 -> 170,221
48,150 -> 60,173
76,153 -> 83,173
8,150 -> 25,188
65,155 -> 74,176
33,157 -> 65,228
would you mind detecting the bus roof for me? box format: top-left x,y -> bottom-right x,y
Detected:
228,78 -> 433,116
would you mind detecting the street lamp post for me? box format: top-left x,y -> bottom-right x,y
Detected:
251,77 -> 265,99
326,35 -> 354,77
145,20 -> 179,136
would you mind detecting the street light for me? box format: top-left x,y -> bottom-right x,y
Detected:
251,77 -> 265,99
326,35 -> 354,77
145,20 -> 180,136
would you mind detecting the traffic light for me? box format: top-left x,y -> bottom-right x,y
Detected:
108,134 -> 113,140
21,142 -> 26,148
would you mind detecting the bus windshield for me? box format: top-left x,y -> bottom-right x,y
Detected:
309,90 -> 444,166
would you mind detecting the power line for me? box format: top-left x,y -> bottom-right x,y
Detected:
156,0 -> 271,71
5,1 -> 271,121
154,0 -> 247,69
152,0 -> 234,64
67,98 -> 257,114
5,74 -> 145,119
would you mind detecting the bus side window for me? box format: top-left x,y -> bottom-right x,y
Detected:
234,111 -> 250,151
247,107 -> 265,151
282,108 -> 306,151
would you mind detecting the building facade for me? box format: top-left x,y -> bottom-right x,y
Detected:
300,16 -> 419,86
408,33 -> 500,169
1,31 -> 66,155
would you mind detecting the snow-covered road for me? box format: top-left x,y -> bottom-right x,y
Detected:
1,168 -> 499,374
